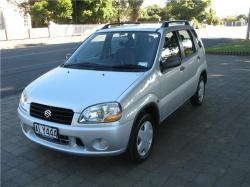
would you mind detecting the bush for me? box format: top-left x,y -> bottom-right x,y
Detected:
138,15 -> 161,23
49,0 -> 73,23
190,18 -> 201,29
30,0 -> 50,27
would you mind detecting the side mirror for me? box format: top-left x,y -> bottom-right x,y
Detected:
161,56 -> 181,70
65,53 -> 71,60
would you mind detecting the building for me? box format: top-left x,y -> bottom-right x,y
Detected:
0,0 -> 31,40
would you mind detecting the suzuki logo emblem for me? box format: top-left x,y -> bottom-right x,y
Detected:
44,110 -> 52,118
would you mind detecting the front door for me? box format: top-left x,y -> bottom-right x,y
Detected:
159,31 -> 185,120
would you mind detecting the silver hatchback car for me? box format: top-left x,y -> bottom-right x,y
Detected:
18,21 -> 207,162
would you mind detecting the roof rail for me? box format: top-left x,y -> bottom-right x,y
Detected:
101,22 -> 140,30
161,20 -> 190,28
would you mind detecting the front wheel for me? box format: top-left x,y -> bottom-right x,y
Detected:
190,76 -> 206,106
127,113 -> 155,163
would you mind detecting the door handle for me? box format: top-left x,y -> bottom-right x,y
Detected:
197,56 -> 201,61
180,66 -> 185,71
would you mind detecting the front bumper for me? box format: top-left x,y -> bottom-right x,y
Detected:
18,107 -> 132,156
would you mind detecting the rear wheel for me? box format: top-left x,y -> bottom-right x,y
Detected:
190,76 -> 206,106
127,113 -> 155,163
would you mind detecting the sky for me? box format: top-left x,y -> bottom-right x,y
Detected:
143,0 -> 250,18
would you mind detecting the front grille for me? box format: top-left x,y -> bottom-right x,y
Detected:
30,103 -> 74,125
35,133 -> 70,145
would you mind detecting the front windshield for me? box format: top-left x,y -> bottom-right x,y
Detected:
63,31 -> 160,72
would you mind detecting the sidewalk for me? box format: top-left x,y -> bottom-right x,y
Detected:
1,35 -> 87,50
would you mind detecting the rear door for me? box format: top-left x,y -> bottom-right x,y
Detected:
177,29 -> 199,98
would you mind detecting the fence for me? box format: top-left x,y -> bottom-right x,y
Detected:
0,23 -> 103,41
0,24 -> 248,41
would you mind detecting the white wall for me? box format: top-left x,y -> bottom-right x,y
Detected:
196,25 -> 247,39
1,0 -> 31,40
30,28 -> 49,38
0,23 -> 103,40
48,23 -> 103,37
0,29 -> 6,40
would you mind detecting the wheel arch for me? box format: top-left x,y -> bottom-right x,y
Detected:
200,70 -> 207,83
133,102 -> 160,127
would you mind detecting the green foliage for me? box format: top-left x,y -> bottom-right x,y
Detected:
224,15 -> 247,23
138,14 -> 161,22
191,18 -> 201,29
206,40 -> 250,54
146,4 -> 161,17
49,0 -> 73,23
225,16 -> 237,22
30,0 -> 73,27
128,0 -> 144,22
139,4 -> 168,23
237,14 -> 248,22
166,0 -> 211,22
78,0 -> 114,23
112,0 -> 129,22
206,8 -> 220,25
30,0 -> 50,27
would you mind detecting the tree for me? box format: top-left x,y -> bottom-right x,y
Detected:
49,0 -> 73,23
138,4 -> 163,22
29,0 -> 73,27
146,4 -> 161,17
237,14 -> 248,22
206,8 -> 216,25
112,0 -> 129,22
166,0 -> 211,22
225,16 -> 237,22
128,0 -> 144,22
78,0 -> 114,23
30,0 -> 50,27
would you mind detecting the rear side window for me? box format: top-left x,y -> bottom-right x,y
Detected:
178,30 -> 196,57
191,29 -> 202,48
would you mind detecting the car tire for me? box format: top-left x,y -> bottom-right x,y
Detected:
127,113 -> 155,163
190,75 -> 206,106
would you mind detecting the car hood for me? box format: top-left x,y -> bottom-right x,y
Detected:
26,67 -> 144,113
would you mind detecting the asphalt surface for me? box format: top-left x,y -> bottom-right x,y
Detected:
1,54 -> 250,187
1,38 -> 238,98
1,42 -> 81,98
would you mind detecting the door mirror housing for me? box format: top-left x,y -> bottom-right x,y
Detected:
160,56 -> 181,71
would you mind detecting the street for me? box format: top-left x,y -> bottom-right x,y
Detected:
1,42 -> 80,98
1,40 -> 250,186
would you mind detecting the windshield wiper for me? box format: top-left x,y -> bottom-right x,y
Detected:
63,62 -> 104,68
110,64 -> 147,71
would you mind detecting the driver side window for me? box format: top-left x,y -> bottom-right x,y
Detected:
161,32 -> 181,63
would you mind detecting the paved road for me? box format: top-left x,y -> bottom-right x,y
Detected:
1,38 -> 236,98
1,54 -> 250,187
1,42 -> 81,98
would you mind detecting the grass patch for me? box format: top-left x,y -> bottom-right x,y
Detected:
206,40 -> 250,55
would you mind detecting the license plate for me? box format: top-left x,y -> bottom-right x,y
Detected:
34,123 -> 58,139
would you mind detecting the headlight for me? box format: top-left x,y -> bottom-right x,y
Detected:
20,90 -> 29,112
78,102 -> 122,123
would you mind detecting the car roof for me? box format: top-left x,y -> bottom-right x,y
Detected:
96,23 -> 193,33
